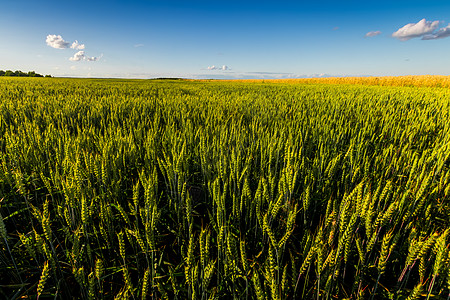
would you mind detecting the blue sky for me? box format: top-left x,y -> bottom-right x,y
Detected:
1,0 -> 450,79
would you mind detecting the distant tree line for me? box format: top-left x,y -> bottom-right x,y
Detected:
0,70 -> 51,77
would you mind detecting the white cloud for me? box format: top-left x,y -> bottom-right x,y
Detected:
207,65 -> 230,70
46,34 -> 87,50
69,51 -> 101,62
46,34 -> 71,49
46,34 -> 100,62
422,24 -> 450,40
71,40 -> 85,50
365,31 -> 381,37
134,44 -> 144,48
392,19 -> 440,41
69,51 -> 85,61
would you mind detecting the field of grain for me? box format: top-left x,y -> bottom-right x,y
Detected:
0,77 -> 449,299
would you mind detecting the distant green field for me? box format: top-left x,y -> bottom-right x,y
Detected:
0,77 -> 449,299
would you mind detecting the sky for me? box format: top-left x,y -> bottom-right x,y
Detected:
2,0 -> 450,79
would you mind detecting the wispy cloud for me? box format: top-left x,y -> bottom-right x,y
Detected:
422,24 -> 450,40
134,44 -> 144,48
192,72 -> 367,80
69,51 -> 101,62
392,19 -> 440,41
207,65 -> 230,71
365,31 -> 381,37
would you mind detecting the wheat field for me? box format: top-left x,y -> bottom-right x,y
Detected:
0,77 -> 449,299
